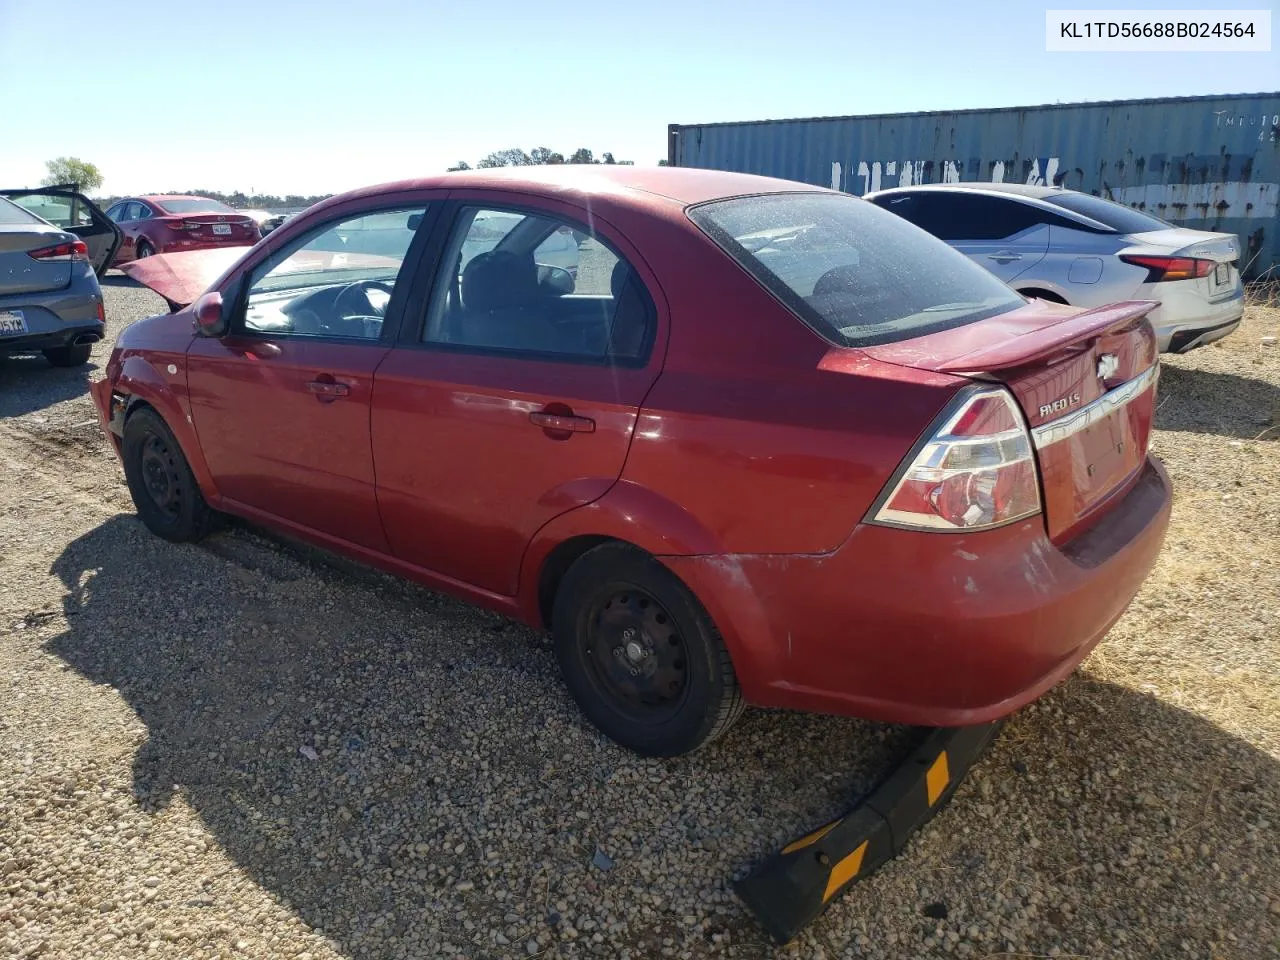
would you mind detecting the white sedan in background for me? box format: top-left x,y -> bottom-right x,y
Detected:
866,183 -> 1245,353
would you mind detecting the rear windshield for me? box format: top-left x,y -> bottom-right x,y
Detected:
689,193 -> 1024,348
1041,192 -> 1171,234
0,196 -> 44,226
156,197 -> 235,214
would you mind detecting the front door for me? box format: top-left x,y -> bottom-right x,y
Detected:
372,200 -> 664,595
186,204 -> 431,551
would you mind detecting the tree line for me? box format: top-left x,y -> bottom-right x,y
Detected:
448,147 -> 633,171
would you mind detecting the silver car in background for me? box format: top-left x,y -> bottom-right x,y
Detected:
0,187 -> 121,367
865,183 -> 1245,353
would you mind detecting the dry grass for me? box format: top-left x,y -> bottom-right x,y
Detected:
1090,303 -> 1280,753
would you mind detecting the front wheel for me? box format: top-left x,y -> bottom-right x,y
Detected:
552,543 -> 744,756
121,407 -> 217,542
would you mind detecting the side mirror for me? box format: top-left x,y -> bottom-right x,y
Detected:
192,291 -> 226,336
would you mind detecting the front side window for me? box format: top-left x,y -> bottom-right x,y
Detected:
422,205 -> 652,362
874,192 -> 1041,242
105,203 -> 127,221
242,206 -> 426,340
690,192 -> 1024,348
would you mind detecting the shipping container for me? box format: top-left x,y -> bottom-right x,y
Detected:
669,92 -> 1280,279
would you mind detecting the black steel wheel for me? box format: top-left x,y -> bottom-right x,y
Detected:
121,407 -> 217,543
552,542 -> 744,756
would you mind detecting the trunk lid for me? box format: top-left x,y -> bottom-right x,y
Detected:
168,213 -> 259,243
0,227 -> 73,295
1123,228 -> 1240,264
862,298 -> 1160,542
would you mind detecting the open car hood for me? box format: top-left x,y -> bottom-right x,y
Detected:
119,247 -> 250,310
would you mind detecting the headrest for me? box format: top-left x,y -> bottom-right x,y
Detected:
462,250 -> 539,312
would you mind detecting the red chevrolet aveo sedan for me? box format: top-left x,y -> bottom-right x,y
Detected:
93,167 -> 1171,756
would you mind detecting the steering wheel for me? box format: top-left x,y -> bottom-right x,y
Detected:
332,279 -> 395,320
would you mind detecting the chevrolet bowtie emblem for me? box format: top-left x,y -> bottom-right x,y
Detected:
1096,353 -> 1119,382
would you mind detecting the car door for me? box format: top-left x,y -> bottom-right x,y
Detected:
185,201 -> 436,551
937,194 -> 1049,283
872,191 -> 1048,284
0,187 -> 122,276
371,198 -> 663,596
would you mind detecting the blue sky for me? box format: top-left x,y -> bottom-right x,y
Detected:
0,0 -> 1274,196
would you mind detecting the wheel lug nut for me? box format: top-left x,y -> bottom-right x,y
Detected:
613,646 -> 623,658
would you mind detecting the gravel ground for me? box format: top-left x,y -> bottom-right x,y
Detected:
1,277 -> 1277,960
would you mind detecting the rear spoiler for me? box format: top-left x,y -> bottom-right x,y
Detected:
931,300 -> 1158,375
119,247 -> 249,311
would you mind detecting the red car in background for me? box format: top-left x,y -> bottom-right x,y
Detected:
103,194 -> 260,264
93,167 -> 1172,757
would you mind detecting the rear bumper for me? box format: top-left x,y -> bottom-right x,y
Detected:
0,285 -> 104,355
153,238 -> 256,256
1146,283 -> 1245,353
663,456 -> 1172,726
0,322 -> 104,355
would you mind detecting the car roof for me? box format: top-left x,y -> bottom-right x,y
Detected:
333,166 -> 833,211
868,182 -> 1068,200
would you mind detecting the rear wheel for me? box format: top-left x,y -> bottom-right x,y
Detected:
552,542 -> 744,756
43,343 -> 91,367
122,408 -> 216,542
136,240 -> 155,259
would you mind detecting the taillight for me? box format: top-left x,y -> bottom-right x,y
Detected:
870,387 -> 1041,532
28,240 -> 90,262
165,219 -> 200,232
1120,254 -> 1215,282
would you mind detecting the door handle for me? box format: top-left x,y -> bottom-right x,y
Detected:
987,251 -> 1022,263
529,411 -> 595,434
306,378 -> 351,399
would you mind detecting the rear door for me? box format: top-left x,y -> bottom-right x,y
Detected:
371,197 -> 662,595
0,187 -> 122,276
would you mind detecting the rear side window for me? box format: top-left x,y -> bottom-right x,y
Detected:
1041,191 -> 1172,234
0,196 -> 44,226
422,205 -> 653,363
690,193 -> 1024,348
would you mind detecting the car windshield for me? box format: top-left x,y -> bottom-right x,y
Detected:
0,196 -> 44,225
689,192 -> 1024,348
1041,191 -> 1172,234
156,197 -> 236,215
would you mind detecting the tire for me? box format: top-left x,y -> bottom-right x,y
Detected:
121,407 -> 216,543
551,542 -> 745,756
136,240 -> 155,259
42,343 -> 92,367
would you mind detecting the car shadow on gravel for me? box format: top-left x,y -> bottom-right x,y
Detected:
43,516 -> 1280,959
0,353 -> 101,419
1155,363 -> 1279,440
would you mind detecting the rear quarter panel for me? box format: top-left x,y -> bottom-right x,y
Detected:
584,203 -> 963,556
